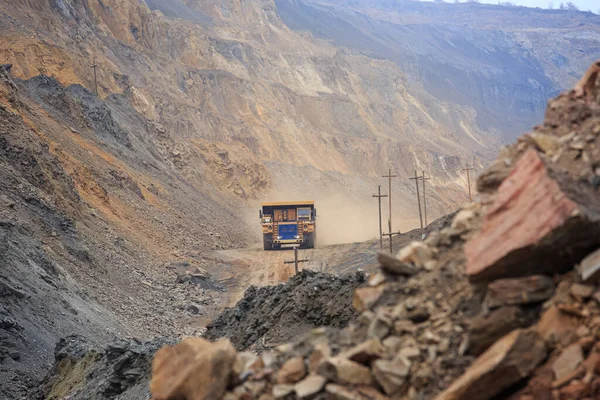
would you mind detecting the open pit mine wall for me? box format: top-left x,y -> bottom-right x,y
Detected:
0,0 -> 502,220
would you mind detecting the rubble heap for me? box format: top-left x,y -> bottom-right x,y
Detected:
204,270 -> 365,351
149,61 -> 600,400
31,336 -> 176,400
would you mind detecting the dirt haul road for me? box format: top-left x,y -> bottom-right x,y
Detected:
209,215 -> 454,309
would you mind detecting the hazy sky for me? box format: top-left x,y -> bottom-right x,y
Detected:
452,0 -> 599,11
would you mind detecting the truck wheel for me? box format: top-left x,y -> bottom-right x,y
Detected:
305,233 -> 315,249
263,235 -> 273,250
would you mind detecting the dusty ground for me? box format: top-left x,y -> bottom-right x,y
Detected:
210,213 -> 455,310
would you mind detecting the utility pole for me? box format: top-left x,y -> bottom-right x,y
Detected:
382,168 -> 398,241
284,247 -> 309,275
422,170 -> 430,228
382,220 -> 402,254
463,163 -> 475,202
372,185 -> 388,250
91,57 -> 98,97
409,170 -> 424,231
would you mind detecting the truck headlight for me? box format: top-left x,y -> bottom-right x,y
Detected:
294,235 -> 300,239
277,236 -> 282,239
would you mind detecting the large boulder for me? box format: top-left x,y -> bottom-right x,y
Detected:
150,338 -> 236,400
465,148 -> 600,282
435,329 -> 546,400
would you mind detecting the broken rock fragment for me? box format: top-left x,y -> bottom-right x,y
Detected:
435,329 -> 546,400
325,384 -> 361,400
465,148 -> 600,282
451,209 -> 477,232
552,343 -> 584,382
395,241 -> 433,268
276,356 -> 306,384
272,384 -> 294,399
486,275 -> 554,308
317,356 -> 374,385
468,306 -> 526,356
377,252 -> 418,276
308,343 -> 331,373
536,306 -> 580,347
570,283 -> 596,299
340,338 -> 385,364
372,357 -> 410,396
150,337 -> 236,400
294,374 -> 327,398
353,285 -> 385,313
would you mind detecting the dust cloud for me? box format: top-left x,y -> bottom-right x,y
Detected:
248,191 -> 424,247
315,196 -> 424,245
315,194 -> 379,245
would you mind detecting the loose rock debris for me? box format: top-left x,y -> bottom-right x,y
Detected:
35,62 -> 600,400
204,270 -> 365,351
146,61 -> 600,399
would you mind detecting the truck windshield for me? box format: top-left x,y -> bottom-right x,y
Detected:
298,209 -> 311,221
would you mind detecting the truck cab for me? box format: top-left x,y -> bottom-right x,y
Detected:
260,201 -> 317,250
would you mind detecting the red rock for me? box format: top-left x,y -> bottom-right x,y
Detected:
465,149 -> 600,282
468,306 -> 526,356
553,344 -> 584,383
558,381 -> 590,400
504,360 -> 554,400
552,365 -> 584,389
434,329 -> 547,400
583,351 -> 600,375
536,306 -> 580,348
486,275 -> 555,308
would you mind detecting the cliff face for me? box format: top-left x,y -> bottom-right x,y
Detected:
0,0 -> 597,236
276,0 -> 600,140
0,0 -> 504,233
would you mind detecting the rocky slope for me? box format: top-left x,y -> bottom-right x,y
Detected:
0,0 -> 503,231
29,60 -> 600,399
134,62 -> 600,399
277,0 -> 600,140
0,62 -> 252,397
1,0 -> 596,232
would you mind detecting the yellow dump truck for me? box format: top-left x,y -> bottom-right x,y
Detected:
259,201 -> 317,250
